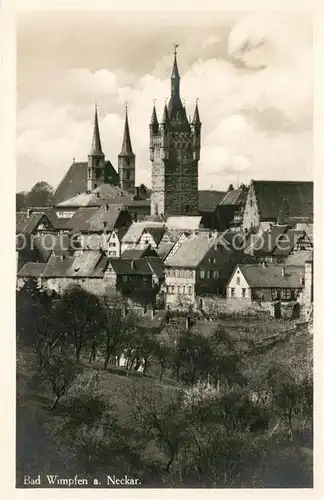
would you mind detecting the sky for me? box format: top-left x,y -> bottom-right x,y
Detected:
16,10 -> 313,193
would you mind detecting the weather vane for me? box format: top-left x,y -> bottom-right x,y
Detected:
173,43 -> 179,55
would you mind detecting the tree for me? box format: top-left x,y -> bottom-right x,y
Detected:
127,383 -> 187,472
100,299 -> 138,370
172,331 -> 215,385
16,191 -> 28,211
36,348 -> 81,410
26,181 -> 54,208
54,285 -> 105,362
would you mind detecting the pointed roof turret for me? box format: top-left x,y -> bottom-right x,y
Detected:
161,103 -> 170,124
150,102 -> 159,131
89,104 -> 104,156
192,99 -> 201,125
119,104 -> 134,156
171,44 -> 180,98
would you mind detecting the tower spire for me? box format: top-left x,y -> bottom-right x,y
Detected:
90,103 -> 103,155
150,99 -> 159,130
192,99 -> 201,125
161,102 -> 170,124
171,44 -> 180,97
119,103 -> 134,156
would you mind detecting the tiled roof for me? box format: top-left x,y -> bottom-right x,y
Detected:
109,256 -> 163,277
121,245 -> 158,260
55,183 -> 132,208
145,227 -> 165,245
252,180 -> 313,221
53,160 -> 120,205
121,221 -> 164,244
65,250 -> 102,278
146,257 -> 164,279
156,242 -> 174,259
166,216 -> 202,230
17,262 -> 46,278
42,254 -> 76,278
199,190 -> 226,212
16,209 -> 63,234
91,255 -> 109,277
109,258 -> 153,276
239,264 -> 304,288
285,251 -> 313,266
220,189 -> 247,206
62,207 -> 98,231
254,225 -> 289,254
165,231 -> 218,268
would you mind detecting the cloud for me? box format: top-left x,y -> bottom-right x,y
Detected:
17,12 -> 312,193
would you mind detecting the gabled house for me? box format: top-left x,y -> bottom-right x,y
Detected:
216,188 -> 247,232
120,221 -> 165,253
226,263 -> 305,303
242,180 -> 313,232
252,225 -> 313,263
62,203 -> 132,257
198,190 -> 226,230
164,230 -> 242,308
104,256 -> 164,304
16,208 -> 62,235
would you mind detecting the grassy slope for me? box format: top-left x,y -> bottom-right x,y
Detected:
16,319 -> 313,487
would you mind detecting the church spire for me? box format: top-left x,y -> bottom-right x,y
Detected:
119,104 -> 134,156
171,44 -> 180,97
161,102 -> 170,124
192,99 -> 201,125
89,104 -> 103,156
150,101 -> 159,132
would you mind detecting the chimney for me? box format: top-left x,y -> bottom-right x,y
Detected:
26,208 -> 32,219
105,204 -> 109,212
103,221 -> 107,229
131,260 -> 136,269
281,266 -> 286,277
135,186 -> 139,197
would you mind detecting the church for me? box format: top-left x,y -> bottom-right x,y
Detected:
53,47 -> 206,221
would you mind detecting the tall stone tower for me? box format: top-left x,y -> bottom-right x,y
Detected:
118,105 -> 136,193
87,104 -> 106,192
150,46 -> 201,216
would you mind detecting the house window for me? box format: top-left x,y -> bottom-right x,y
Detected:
183,286 -> 186,294
94,183 -> 97,188
171,285 -> 175,294
271,288 -> 279,300
242,288 -> 246,298
95,168 -> 102,178
282,288 -> 291,300
143,276 -> 149,284
144,239 -> 149,245
200,270 -> 205,279
110,251 -> 116,256
207,270 -> 211,279
213,270 -> 220,278
236,276 -> 240,285
188,286 -> 192,295
109,242 -> 116,247
125,170 -> 131,180
184,205 -> 189,213
231,288 -> 235,298
126,158 -> 131,166
250,198 -> 253,207
178,286 -> 181,294
122,276 -> 128,283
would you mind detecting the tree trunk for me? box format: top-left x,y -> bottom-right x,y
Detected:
75,344 -> 82,362
104,353 -> 111,370
159,363 -> 165,381
49,395 -> 61,410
